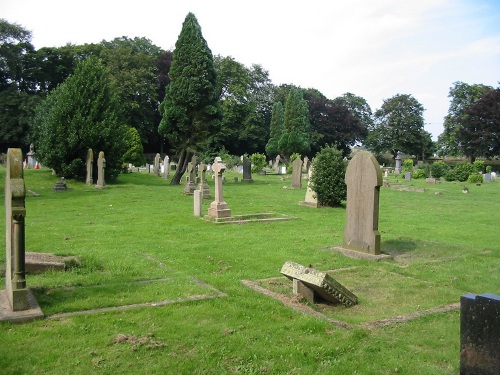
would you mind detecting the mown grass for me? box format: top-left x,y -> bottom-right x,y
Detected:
0,167 -> 499,374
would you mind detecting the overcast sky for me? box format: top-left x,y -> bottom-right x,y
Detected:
3,0 -> 500,140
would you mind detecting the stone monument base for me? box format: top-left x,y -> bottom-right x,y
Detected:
331,247 -> 393,262
207,201 -> 232,219
0,289 -> 44,323
298,201 -> 318,208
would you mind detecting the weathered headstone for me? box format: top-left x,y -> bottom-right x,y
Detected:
96,151 -> 106,189
426,177 -> 437,184
290,158 -> 303,189
280,261 -> 358,306
207,157 -> 232,219
242,156 -> 253,183
153,153 -> 161,177
197,162 -> 211,199
460,293 -> 500,375
343,151 -> 382,255
184,162 -> 196,194
162,155 -> 170,179
53,177 -> 67,191
273,155 -> 281,174
299,166 -> 317,207
405,172 -> 412,180
1,148 -> 43,321
193,190 -> 203,217
484,173 -> 492,183
85,148 -> 93,185
303,156 -> 310,173
27,143 -> 37,168
394,151 -> 402,174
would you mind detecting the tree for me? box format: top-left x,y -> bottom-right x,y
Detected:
265,101 -> 284,158
158,12 -> 221,185
437,81 -> 492,156
30,57 -> 126,180
123,126 -> 146,167
278,88 -> 310,159
457,88 -> 500,161
333,92 -> 374,130
365,94 -> 427,158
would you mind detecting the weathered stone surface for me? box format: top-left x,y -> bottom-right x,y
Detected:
460,293 -> 500,375
343,151 -> 382,255
86,148 -> 93,185
96,151 -> 106,189
280,261 -> 358,307
53,177 -> 67,191
193,190 -> 203,217
25,252 -> 81,274
162,155 -> 170,179
197,163 -> 211,199
290,158 -> 303,189
242,156 -> 253,183
184,156 -> 197,194
153,153 -> 161,177
207,157 -> 232,219
299,167 -> 317,207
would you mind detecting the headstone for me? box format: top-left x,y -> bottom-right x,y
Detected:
242,156 -> 253,183
394,151 -> 402,174
207,157 -> 232,219
197,162 -> 211,199
96,151 -> 106,189
300,166 -> 317,207
405,172 -> 412,180
1,148 -> 43,321
26,143 -> 37,168
484,173 -> 492,183
153,153 -> 160,177
460,293 -> 500,374
272,155 -> 281,170
384,169 -> 389,178
162,155 -> 170,179
343,151 -> 382,255
184,162 -> 196,195
85,148 -> 93,185
193,190 -> 203,217
53,177 -> 67,191
145,163 -> 151,173
290,158 -> 303,189
426,177 -> 437,184
280,261 -> 358,306
303,156 -> 310,173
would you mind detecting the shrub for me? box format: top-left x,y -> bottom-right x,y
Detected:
486,165 -> 492,173
453,163 -> 476,182
473,160 -> 484,173
412,169 -> 426,179
250,153 -> 267,173
468,173 -> 484,184
430,161 -> 449,179
309,146 -> 347,207
402,158 -> 414,173
123,127 -> 146,167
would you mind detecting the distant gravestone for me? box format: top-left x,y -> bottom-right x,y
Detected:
460,293 -> 500,375
299,167 -> 317,207
242,156 -> 253,183
184,162 -> 196,195
273,155 -> 281,174
1,148 -> 43,321
405,172 -> 412,180
162,155 -> 170,179
153,153 -> 160,177
53,177 -> 67,191
484,173 -> 492,183
207,157 -> 232,219
394,151 -> 402,174
26,143 -> 37,168
343,151 -> 382,255
303,156 -> 310,173
96,151 -> 106,189
197,162 -> 211,199
193,190 -> 203,217
290,158 -> 303,189
85,148 -> 93,185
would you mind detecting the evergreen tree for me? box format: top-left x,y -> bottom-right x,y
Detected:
278,88 -> 310,159
123,126 -> 146,167
158,12 -> 221,185
265,101 -> 284,158
30,57 -> 126,180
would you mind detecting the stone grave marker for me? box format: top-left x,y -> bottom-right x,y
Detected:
280,261 -> 358,306
0,148 -> 43,322
394,151 -> 402,174
53,177 -> 67,191
86,148 -> 93,185
27,143 -> 37,168
460,293 -> 500,374
405,172 -> 412,180
207,156 -> 232,219
343,151 -> 382,255
242,156 -> 253,183
163,155 -> 170,179
484,173 -> 492,183
303,156 -> 310,173
273,155 -> 281,174
290,158 -> 303,189
197,162 -> 211,199
193,190 -> 203,217
153,153 -> 160,177
96,151 -> 106,189
299,166 -> 317,207
184,161 -> 197,194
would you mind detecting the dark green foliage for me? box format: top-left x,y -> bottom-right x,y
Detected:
265,101 -> 284,158
412,169 -> 426,179
309,146 -> 347,207
158,12 -> 221,184
278,88 -> 310,158
123,127 -> 146,166
430,161 -> 449,179
30,57 -> 126,180
250,152 -> 267,173
444,162 -> 476,182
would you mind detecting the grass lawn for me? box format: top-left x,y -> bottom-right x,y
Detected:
1,167 -> 499,374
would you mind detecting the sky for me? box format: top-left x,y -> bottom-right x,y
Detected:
3,0 -> 500,140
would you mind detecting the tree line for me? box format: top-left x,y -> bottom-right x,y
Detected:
1,15 -> 498,183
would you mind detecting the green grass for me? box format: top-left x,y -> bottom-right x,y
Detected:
0,168 -> 499,374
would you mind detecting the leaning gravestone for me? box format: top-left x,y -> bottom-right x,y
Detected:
0,148 -> 43,322
86,148 -> 93,185
162,155 -> 170,179
241,156 -> 253,183
96,151 -> 106,189
153,153 -> 160,177
290,158 -> 303,189
207,157 -> 232,219
460,293 -> 500,375
299,166 -> 317,207
343,151 -> 382,255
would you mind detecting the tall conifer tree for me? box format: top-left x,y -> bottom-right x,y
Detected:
265,101 -> 284,158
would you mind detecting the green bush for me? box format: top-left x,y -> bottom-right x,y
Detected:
402,158 -> 414,173
430,161 -> 449,179
412,169 -> 426,179
453,163 -> 476,182
468,173 -> 484,183
309,146 -> 347,207
123,127 -> 146,167
486,165 -> 492,173
250,153 -> 267,173
473,160 -> 484,173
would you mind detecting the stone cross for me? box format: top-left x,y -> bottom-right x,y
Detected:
207,157 -> 231,218
96,151 -> 106,189
290,158 -> 303,189
343,151 -> 382,255
153,153 -> 160,177
184,161 -> 196,194
197,162 -> 211,199
162,155 -> 170,179
86,148 -> 93,185
242,156 -> 253,183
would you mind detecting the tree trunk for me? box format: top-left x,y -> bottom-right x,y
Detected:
169,149 -> 192,185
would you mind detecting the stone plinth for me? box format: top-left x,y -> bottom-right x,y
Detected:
207,157 -> 231,219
